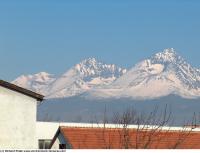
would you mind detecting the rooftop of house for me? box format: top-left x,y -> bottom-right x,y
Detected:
49,125 -> 200,149
0,80 -> 44,101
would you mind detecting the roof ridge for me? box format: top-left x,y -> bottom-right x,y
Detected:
0,80 -> 44,101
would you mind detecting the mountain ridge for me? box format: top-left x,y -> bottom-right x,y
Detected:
86,48 -> 200,99
12,48 -> 200,99
13,57 -> 127,98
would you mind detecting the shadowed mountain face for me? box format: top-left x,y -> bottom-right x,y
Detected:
37,95 -> 200,126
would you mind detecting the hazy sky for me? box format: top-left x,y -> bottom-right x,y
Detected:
0,0 -> 200,81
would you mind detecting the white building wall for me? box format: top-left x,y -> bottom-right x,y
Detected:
36,122 -> 71,149
0,86 -> 38,149
36,122 -> 62,141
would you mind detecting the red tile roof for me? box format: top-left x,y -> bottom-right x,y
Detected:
50,126 -> 200,149
0,80 -> 44,101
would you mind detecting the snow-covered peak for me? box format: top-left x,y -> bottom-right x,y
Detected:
80,57 -> 97,65
132,49 -> 182,75
35,72 -> 52,77
33,72 -> 54,81
12,49 -> 200,100
12,58 -> 127,99
163,48 -> 176,54
13,72 -> 55,84
12,72 -> 56,95
12,58 -> 126,98
87,48 -> 200,99
73,58 -> 100,76
153,48 -> 179,63
71,58 -> 126,78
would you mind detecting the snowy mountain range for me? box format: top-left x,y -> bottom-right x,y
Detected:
12,48 -> 200,99
13,58 -> 127,98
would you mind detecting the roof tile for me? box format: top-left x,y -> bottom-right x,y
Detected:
56,127 -> 200,149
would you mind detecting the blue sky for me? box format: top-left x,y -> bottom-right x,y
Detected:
0,0 -> 200,81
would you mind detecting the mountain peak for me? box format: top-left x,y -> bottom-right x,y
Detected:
35,72 -> 52,77
163,48 -> 176,54
73,57 -> 127,76
44,58 -> 127,98
12,49 -> 200,100
152,48 -> 180,63
80,57 -> 98,65
73,58 -> 99,72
